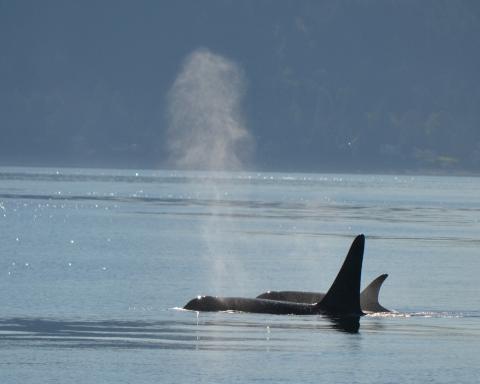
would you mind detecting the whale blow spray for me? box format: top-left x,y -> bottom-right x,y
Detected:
167,48 -> 254,294
167,48 -> 252,171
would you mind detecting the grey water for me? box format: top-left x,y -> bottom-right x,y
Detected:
0,167 -> 479,383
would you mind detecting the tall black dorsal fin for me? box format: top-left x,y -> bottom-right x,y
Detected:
360,273 -> 390,312
318,234 -> 364,315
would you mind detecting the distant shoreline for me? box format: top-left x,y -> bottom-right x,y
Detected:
0,162 -> 478,178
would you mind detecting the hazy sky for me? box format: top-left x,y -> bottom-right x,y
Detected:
1,1 -> 479,172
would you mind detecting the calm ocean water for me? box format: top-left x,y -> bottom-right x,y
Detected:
1,167 -> 479,383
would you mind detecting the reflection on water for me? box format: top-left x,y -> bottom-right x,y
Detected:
1,194 -> 479,246
326,315 -> 360,333
1,311 -> 477,352
1,168 -> 479,248
0,314 -> 358,351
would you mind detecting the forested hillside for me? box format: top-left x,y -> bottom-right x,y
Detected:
1,0 -> 479,172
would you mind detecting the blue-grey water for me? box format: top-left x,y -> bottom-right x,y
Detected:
1,167 -> 479,383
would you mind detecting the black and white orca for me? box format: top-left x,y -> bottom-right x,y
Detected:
256,273 -> 390,313
184,234 -> 366,316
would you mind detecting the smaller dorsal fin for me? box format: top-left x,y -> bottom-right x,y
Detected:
360,274 -> 390,312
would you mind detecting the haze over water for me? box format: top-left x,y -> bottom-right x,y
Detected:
1,167 -> 479,383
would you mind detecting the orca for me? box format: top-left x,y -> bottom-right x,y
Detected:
256,274 -> 390,313
184,234 -> 365,317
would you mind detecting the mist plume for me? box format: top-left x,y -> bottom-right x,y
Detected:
167,48 -> 252,171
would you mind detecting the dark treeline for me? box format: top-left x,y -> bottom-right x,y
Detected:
1,0 -> 479,173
